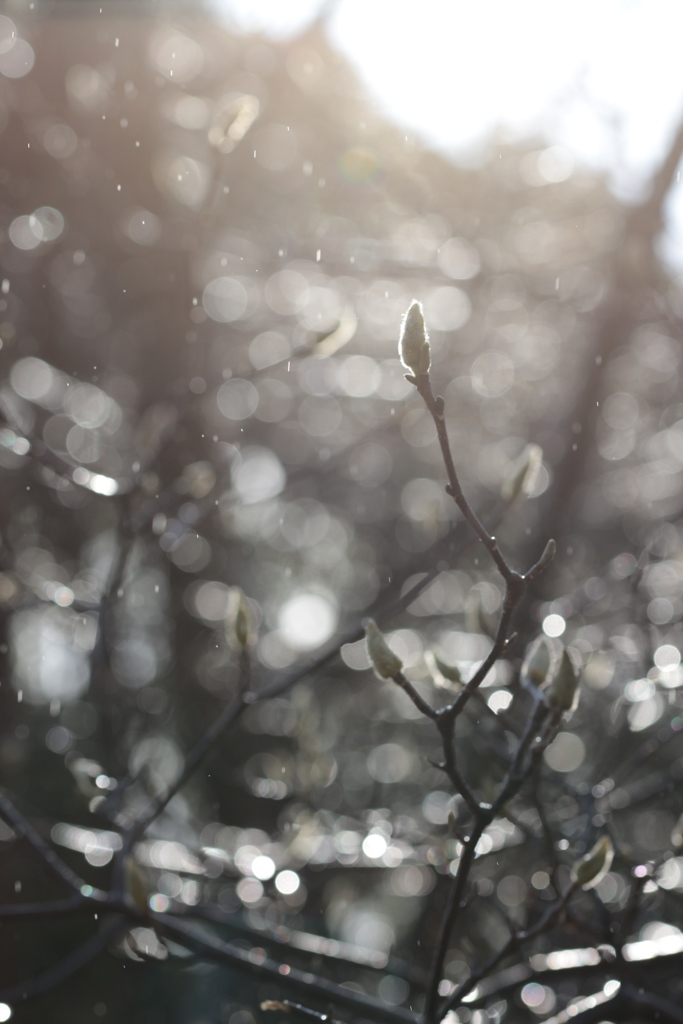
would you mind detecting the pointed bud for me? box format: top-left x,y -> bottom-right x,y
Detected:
68,756 -> 106,800
502,444 -> 543,502
364,619 -> 403,679
124,855 -> 150,914
522,636 -> 552,687
570,835 -> 614,890
546,648 -> 580,713
309,307 -> 357,356
428,647 -> 464,688
671,814 -> 683,849
227,587 -> 256,649
399,301 -> 431,376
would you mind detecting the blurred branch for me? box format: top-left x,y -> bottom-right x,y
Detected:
543,983 -> 683,1024
183,902 -> 422,981
0,789 -> 89,894
0,896 -> 91,919
155,916 -> 417,1024
261,1000 -> 346,1024
542,110 -> 683,542
0,918 -> 129,1004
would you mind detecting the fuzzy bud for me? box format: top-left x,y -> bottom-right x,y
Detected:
227,587 -> 255,649
546,648 -> 579,713
399,301 -> 431,376
672,814 -> 683,849
364,619 -> 403,679
521,636 -> 552,688
430,652 -> 462,686
502,443 -> 543,502
125,855 -> 150,914
570,835 -> 614,890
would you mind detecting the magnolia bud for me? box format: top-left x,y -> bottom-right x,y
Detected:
521,637 -> 552,688
124,855 -> 150,914
672,814 -> 683,849
227,587 -> 255,649
428,647 -> 464,688
364,619 -> 403,679
546,648 -> 579,713
570,835 -> 614,890
502,444 -> 543,502
399,301 -> 431,376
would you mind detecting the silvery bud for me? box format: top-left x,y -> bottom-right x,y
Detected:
570,835 -> 614,890
227,587 -> 256,649
399,301 -> 431,376
672,814 -> 683,849
125,855 -> 150,914
364,619 -> 403,679
429,651 -> 462,687
521,636 -> 552,688
502,443 -> 543,502
546,648 -> 579,713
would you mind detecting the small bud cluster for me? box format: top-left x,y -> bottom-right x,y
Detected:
520,638 -> 580,714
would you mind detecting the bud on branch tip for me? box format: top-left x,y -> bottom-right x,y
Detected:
364,619 -> 403,679
521,636 -> 552,687
399,300 -> 431,376
571,835 -> 614,889
125,855 -> 150,914
546,648 -> 580,712
227,587 -> 255,649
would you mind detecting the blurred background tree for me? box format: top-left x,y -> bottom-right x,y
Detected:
1,3 -> 683,1023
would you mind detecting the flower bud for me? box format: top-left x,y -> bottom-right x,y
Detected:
227,587 -> 256,649
399,301 -> 431,376
125,855 -> 150,914
546,648 -> 579,713
502,443 -> 543,502
672,813 -> 683,849
364,619 -> 403,679
570,835 -> 614,889
428,647 -> 464,688
521,636 -> 552,688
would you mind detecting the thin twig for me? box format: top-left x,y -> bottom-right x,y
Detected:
0,790 -> 88,894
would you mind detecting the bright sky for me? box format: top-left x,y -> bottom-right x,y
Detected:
214,0 -> 683,264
